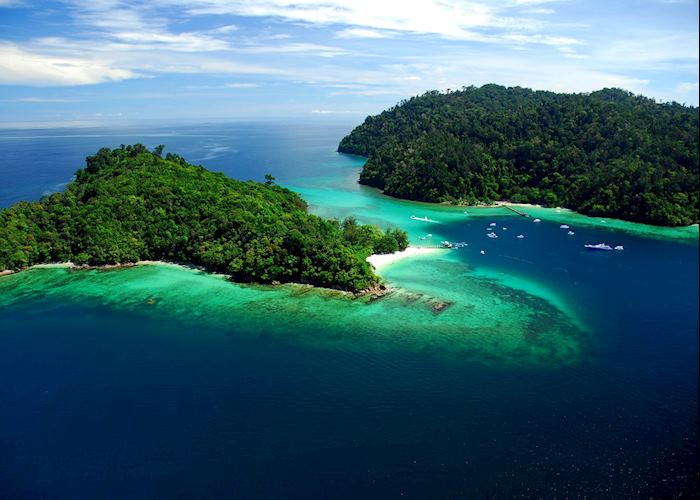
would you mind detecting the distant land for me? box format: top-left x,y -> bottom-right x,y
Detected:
339,84 -> 699,227
0,145 -> 408,292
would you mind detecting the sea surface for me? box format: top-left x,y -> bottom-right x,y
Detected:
0,122 -> 698,498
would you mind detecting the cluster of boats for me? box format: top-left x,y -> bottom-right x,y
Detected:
441,241 -> 468,248
414,214 -> 625,254
584,243 -> 624,251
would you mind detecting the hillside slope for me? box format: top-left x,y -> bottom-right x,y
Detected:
339,85 -> 698,226
1,145 -> 408,291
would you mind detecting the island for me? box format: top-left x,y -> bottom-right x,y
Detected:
339,84 -> 698,226
0,144 -> 408,293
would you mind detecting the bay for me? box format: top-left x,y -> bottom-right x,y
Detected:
0,122 -> 697,498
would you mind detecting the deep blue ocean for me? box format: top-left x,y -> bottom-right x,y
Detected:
0,122 -> 698,498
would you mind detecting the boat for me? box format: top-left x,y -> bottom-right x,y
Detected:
487,233 -> 498,239
584,243 -> 613,251
426,234 -> 432,237
502,227 -> 507,230
533,218 -> 541,223
480,250 -> 485,255
516,234 -> 525,239
453,242 -> 468,248
419,236 -> 426,240
486,227 -> 493,231
567,230 -> 575,235
560,224 -> 570,229
410,215 -> 436,222
441,241 -> 453,248
614,245 -> 624,251
489,222 -> 496,227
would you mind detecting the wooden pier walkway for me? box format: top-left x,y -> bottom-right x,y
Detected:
503,205 -> 529,217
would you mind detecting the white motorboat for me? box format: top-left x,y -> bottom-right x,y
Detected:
410,215 -> 436,223
584,243 -> 613,251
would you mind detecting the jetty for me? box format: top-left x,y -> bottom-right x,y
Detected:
503,205 -> 529,217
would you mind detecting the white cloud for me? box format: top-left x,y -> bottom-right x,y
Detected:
336,28 -> 396,39
521,8 -> 555,15
675,81 -> 699,93
0,43 -> 135,86
23,36 -> 286,78
171,0 -> 567,41
226,82 -> 260,88
108,31 -> 231,52
329,88 -> 404,96
239,42 -> 348,57
213,24 -> 238,34
5,97 -> 83,102
311,109 -> 360,114
596,32 -> 698,69
500,33 -> 580,46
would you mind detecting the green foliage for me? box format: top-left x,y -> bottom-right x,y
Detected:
0,145 -> 407,292
339,85 -> 699,226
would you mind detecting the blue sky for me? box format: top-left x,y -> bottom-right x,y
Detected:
0,0 -> 697,126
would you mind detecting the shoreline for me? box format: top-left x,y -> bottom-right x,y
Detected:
0,259 -> 389,297
459,200 -> 542,210
366,246 -> 445,270
3,248 -> 446,294
358,181 -> 698,234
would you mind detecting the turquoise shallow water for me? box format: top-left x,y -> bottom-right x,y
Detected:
0,122 -> 697,497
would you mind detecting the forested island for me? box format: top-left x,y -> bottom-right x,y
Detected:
0,145 -> 408,292
339,85 -> 698,226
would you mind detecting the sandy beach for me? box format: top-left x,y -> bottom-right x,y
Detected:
366,246 -> 444,270
467,200 -> 542,209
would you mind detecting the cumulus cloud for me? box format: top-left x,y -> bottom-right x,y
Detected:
0,43 -> 135,86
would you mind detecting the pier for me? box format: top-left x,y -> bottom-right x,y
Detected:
503,205 -> 529,217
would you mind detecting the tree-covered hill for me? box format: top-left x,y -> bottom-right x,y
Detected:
339,85 -> 699,226
0,145 -> 408,292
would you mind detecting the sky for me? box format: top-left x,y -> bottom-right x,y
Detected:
0,0 -> 698,126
